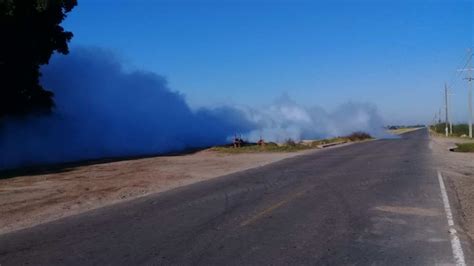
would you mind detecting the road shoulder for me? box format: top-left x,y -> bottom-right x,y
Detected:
431,135 -> 474,260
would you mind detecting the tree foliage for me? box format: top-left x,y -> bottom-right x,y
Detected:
0,0 -> 77,118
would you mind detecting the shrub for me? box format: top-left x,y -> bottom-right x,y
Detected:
265,142 -> 279,147
285,138 -> 297,146
347,132 -> 372,141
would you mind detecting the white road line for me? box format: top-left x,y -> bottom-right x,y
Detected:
437,170 -> 466,266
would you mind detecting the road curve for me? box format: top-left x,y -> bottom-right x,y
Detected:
0,129 -> 470,265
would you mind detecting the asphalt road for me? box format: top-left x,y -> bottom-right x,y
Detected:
0,129 -> 470,265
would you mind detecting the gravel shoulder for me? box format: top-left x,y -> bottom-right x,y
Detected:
0,148 -> 320,235
431,135 -> 474,241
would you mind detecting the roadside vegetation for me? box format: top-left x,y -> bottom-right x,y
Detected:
211,132 -> 373,153
452,143 -> 474,153
430,123 -> 474,153
431,123 -> 470,137
211,141 -> 311,153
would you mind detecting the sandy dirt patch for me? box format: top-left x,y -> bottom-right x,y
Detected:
431,135 -> 474,241
0,149 -> 316,235
388,127 -> 423,135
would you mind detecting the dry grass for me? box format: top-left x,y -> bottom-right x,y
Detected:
211,142 -> 311,153
212,132 -> 373,154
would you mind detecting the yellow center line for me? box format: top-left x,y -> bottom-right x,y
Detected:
240,190 -> 307,227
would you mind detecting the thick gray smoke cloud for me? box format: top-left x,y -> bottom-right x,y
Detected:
0,47 -> 254,169
0,47 -> 386,170
241,96 -> 387,142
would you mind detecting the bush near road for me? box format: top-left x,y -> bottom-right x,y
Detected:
347,132 -> 372,141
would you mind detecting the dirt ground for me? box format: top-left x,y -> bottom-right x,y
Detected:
388,127 -> 423,135
0,149 -> 316,235
431,135 -> 474,241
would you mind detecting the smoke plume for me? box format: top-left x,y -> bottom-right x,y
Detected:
240,96 -> 386,143
0,47 -> 386,170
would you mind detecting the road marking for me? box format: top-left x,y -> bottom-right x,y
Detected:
240,190 -> 306,227
437,170 -> 466,266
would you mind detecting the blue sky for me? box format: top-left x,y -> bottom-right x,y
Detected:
61,0 -> 472,124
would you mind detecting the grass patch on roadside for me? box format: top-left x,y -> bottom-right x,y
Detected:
211,141 -> 311,153
452,143 -> 474,153
312,132 -> 372,146
431,123 -> 470,137
211,132 -> 373,154
311,137 -> 348,146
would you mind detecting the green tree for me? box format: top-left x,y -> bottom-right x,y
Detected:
0,0 -> 77,118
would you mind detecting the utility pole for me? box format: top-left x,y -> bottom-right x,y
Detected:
467,48 -> 473,138
458,48 -> 473,138
468,48 -> 473,138
439,108 -> 442,124
449,90 -> 454,135
445,83 -> 449,136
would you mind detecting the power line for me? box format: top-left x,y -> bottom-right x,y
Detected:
457,48 -> 473,138
448,51 -> 473,91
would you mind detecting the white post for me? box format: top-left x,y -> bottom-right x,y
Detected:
445,84 -> 449,137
